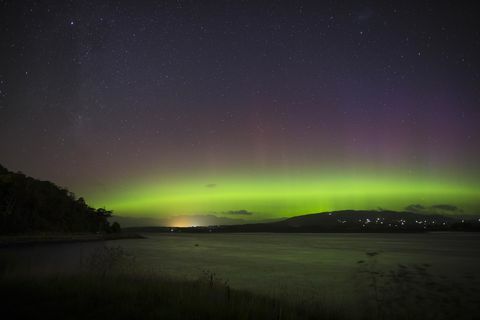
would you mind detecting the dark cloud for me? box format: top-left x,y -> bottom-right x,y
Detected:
205,183 -> 217,188
405,204 -> 426,213
225,209 -> 253,216
431,204 -> 461,212
405,204 -> 462,215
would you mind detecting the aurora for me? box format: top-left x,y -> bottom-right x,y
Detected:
1,1 -> 479,223
86,168 -> 480,219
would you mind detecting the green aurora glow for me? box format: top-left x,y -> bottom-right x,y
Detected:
86,169 -> 480,219
3,1 -> 480,224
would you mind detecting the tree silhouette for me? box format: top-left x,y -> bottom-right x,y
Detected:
0,164 -> 118,234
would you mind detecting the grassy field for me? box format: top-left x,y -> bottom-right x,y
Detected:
0,246 -> 342,320
1,241 -> 479,319
0,274 -> 344,320
1,262 -> 477,320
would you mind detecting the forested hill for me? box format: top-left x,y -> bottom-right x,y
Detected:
0,164 -> 118,234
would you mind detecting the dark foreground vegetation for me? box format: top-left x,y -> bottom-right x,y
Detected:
0,164 -> 120,234
0,246 -> 339,320
1,246 -> 478,320
0,275 -> 338,320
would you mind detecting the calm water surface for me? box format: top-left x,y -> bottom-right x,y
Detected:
2,232 -> 480,299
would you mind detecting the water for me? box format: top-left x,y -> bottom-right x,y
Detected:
2,232 -> 480,300
115,233 -> 480,297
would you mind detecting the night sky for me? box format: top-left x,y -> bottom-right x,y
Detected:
1,1 -> 479,221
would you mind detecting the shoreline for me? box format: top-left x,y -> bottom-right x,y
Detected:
0,232 -> 145,248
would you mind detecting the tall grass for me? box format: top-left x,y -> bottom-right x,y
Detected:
1,246 -> 478,319
0,246 -> 342,320
0,274 -> 346,320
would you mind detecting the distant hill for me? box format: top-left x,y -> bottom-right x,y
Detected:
126,210 -> 479,233
0,164 -> 117,234
277,210 -> 455,228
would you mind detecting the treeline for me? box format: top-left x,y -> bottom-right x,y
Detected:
0,164 -> 120,234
